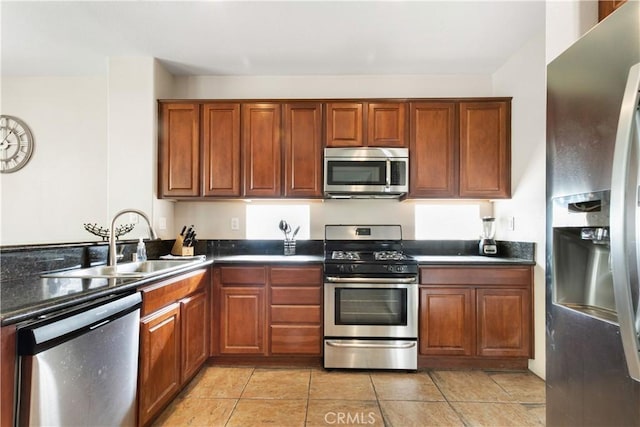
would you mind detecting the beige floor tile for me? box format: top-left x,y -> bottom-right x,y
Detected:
430,370 -> 515,402
451,402 -> 544,427
182,366 -> 254,399
306,399 -> 383,427
380,400 -> 464,427
371,372 -> 445,401
241,368 -> 311,399
488,371 -> 546,403
226,399 -> 307,427
523,403 -> 546,425
152,397 -> 237,427
309,370 -> 376,400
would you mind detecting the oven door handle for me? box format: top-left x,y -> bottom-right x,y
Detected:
325,276 -> 417,284
325,340 -> 417,349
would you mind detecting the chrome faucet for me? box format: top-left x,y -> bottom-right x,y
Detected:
108,209 -> 158,267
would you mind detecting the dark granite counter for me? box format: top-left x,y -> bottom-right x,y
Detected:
214,254 -> 323,264
414,255 -> 535,265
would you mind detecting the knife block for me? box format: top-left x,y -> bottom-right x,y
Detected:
171,235 -> 194,256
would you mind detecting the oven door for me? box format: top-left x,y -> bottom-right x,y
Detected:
323,278 -> 418,339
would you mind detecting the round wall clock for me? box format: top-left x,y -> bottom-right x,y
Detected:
0,115 -> 34,173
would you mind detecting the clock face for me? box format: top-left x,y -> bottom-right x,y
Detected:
0,115 -> 34,173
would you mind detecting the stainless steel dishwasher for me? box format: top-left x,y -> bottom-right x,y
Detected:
16,292 -> 142,426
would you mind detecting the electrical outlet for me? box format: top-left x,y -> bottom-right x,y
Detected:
158,217 -> 167,230
129,212 -> 139,224
231,217 -> 240,230
508,216 -> 516,231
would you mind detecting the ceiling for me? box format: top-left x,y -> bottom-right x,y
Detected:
1,1 -> 545,77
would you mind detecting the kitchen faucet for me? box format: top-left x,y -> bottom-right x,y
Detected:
108,209 -> 158,267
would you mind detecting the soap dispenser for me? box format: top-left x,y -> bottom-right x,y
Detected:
136,238 -> 147,262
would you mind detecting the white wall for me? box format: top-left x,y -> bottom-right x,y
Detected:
492,30 -> 547,379
546,0 -> 598,63
0,76 -> 108,244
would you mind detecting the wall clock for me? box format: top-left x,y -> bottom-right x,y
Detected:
0,115 -> 34,173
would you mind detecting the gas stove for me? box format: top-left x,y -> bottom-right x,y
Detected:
324,225 -> 418,277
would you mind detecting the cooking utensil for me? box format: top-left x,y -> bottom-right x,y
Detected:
279,220 -> 289,240
292,226 -> 300,240
180,225 -> 186,236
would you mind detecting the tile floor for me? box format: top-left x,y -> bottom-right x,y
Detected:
153,365 -> 545,426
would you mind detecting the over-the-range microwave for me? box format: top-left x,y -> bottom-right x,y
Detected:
323,147 -> 409,199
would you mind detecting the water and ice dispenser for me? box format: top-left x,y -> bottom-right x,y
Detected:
552,191 -> 616,323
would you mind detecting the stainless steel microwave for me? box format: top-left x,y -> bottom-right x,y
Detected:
323,147 -> 409,198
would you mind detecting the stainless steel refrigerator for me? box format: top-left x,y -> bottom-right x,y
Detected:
547,2 -> 640,425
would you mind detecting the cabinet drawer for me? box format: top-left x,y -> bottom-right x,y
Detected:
220,266 -> 266,285
271,325 -> 322,355
140,269 -> 208,316
271,287 -> 321,305
420,266 -> 531,286
270,266 -> 322,286
271,305 -> 321,324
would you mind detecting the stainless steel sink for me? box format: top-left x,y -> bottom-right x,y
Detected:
42,260 -> 200,279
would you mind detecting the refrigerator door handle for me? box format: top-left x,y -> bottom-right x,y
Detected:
611,62 -> 640,382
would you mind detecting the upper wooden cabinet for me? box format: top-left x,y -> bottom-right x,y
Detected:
409,102 -> 457,198
158,103 -> 200,197
202,103 -> 241,197
409,100 -> 510,199
326,101 -> 407,147
283,103 -> 323,197
242,103 -> 282,197
368,102 -> 407,147
599,0 -> 627,20
459,101 -> 511,198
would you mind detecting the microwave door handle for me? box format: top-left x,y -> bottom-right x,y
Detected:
386,158 -> 391,189
611,62 -> 640,382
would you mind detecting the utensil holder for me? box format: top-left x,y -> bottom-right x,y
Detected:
284,240 -> 296,256
171,235 -> 194,256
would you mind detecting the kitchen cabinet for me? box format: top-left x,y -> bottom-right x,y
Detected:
409,102 -> 457,197
138,268 -> 209,427
202,103 -> 241,197
158,102 -> 200,197
325,101 -> 407,147
599,0 -> 627,20
270,266 -> 322,355
213,266 -> 268,355
409,100 -> 510,199
212,264 -> 323,361
242,103 -> 282,197
419,265 -> 532,368
283,102 -> 323,197
1,325 -> 16,427
459,101 -> 511,198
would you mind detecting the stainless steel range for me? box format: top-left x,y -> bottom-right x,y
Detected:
323,224 -> 418,370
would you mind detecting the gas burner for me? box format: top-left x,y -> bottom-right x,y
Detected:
331,251 -> 361,260
374,251 -> 406,261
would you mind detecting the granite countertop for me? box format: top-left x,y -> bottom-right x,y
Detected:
414,255 -> 536,265
1,258 -> 213,326
214,254 -> 324,263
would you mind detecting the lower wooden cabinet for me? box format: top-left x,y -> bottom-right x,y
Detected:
137,268 -> 210,427
1,325 -> 16,427
212,264 -> 322,360
419,265 -> 533,368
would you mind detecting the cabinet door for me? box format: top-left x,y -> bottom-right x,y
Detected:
409,102 -> 457,197
242,103 -> 282,197
202,103 -> 241,197
325,102 -> 364,147
368,102 -> 407,147
476,288 -> 531,357
599,0 -> 627,20
1,325 -> 16,427
158,103 -> 200,197
139,303 -> 181,427
283,103 -> 323,197
459,101 -> 510,198
219,286 -> 267,354
181,291 -> 208,382
419,287 -> 474,356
